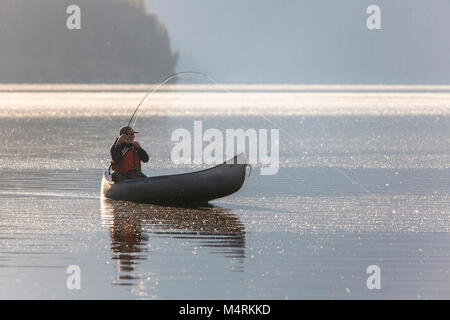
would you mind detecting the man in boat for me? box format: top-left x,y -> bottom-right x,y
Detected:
110,126 -> 149,183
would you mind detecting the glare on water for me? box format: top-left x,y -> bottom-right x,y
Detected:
0,85 -> 449,299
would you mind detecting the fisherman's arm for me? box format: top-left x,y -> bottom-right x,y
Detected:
134,142 -> 149,162
137,147 -> 149,163
131,141 -> 149,163
110,144 -> 124,164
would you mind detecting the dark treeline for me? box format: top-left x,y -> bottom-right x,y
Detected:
0,0 -> 178,83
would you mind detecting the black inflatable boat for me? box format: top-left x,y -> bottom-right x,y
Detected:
101,154 -> 247,204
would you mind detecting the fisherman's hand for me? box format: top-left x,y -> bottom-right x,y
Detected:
132,141 -> 140,149
117,134 -> 127,145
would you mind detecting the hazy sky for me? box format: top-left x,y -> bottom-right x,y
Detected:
147,0 -> 450,84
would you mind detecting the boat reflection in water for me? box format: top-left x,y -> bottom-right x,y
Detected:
100,200 -> 246,287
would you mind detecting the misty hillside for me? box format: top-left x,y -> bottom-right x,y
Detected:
0,0 -> 178,83
149,0 -> 450,84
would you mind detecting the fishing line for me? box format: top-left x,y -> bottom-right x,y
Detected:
127,71 -> 379,200
203,79 -> 380,200
259,113 -> 379,200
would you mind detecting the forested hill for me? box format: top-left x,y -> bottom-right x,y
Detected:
0,0 -> 178,83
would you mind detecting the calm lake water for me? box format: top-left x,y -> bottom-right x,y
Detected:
0,84 -> 449,299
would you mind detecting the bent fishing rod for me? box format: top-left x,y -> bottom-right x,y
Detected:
127,71 -> 219,128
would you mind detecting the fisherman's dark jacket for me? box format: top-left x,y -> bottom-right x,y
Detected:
110,140 -> 149,173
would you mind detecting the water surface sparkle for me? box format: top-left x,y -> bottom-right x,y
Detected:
0,85 -> 449,299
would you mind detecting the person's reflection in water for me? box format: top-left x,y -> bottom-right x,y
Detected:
108,205 -> 149,284
100,200 -> 246,287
